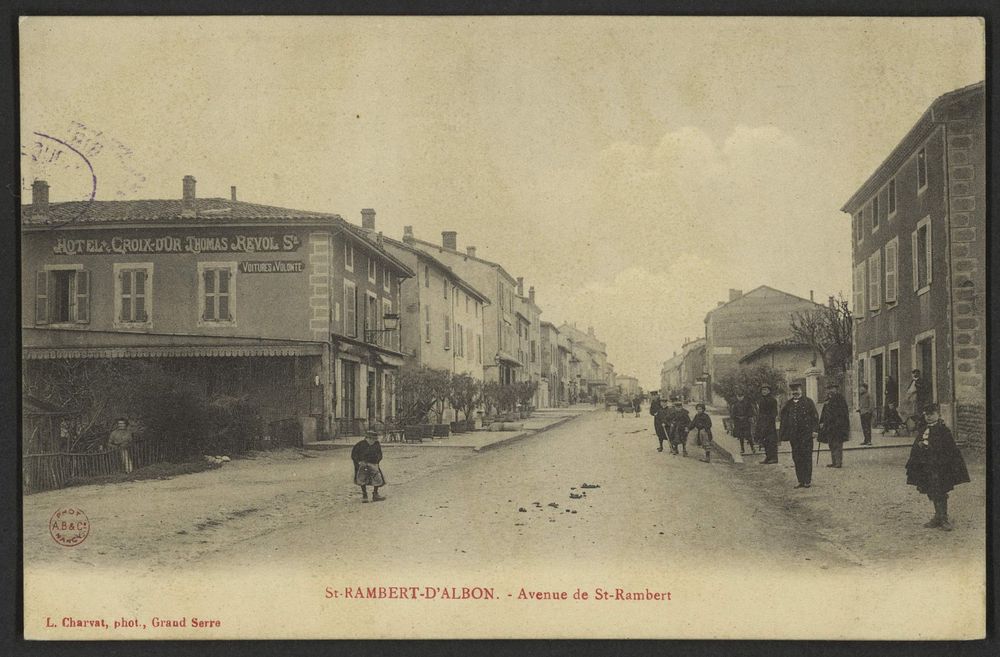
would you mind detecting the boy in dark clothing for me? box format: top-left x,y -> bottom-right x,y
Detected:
730,392 -> 754,454
905,404 -> 970,531
690,403 -> 714,463
756,384 -> 779,463
654,403 -> 673,452
668,399 -> 690,457
351,431 -> 386,502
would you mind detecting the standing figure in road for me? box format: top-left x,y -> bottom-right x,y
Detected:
856,382 -> 873,445
755,384 -> 779,464
668,398 -> 690,457
109,417 -> 135,474
904,369 -> 930,429
632,395 -> 642,417
779,383 -> 819,488
818,382 -> 850,468
884,374 -> 899,425
650,392 -> 668,452
351,430 -> 386,503
906,404 -> 970,531
690,403 -> 714,463
730,391 -> 754,455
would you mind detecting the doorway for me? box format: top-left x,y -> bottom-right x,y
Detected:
871,353 -> 884,424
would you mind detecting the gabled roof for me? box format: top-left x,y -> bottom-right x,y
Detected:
382,235 -> 491,304
704,285 -> 821,320
739,338 -> 812,364
841,81 -> 984,213
405,236 -> 518,285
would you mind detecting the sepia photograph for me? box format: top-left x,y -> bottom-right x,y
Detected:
17,15 -> 987,640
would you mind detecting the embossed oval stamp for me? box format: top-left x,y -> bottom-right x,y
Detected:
49,507 -> 90,547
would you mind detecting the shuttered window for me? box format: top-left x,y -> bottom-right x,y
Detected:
912,217 -> 932,292
201,267 -> 233,322
885,238 -> 898,303
35,269 -> 90,325
853,262 -> 865,318
343,280 -> 357,337
424,305 -> 431,343
118,267 -> 150,323
444,313 -> 451,350
868,251 -> 881,311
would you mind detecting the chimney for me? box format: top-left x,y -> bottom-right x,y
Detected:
828,295 -> 835,309
361,208 -> 376,230
728,288 -> 743,302
230,186 -> 237,202
809,290 -> 814,302
442,231 -> 457,250
182,175 -> 196,216
528,286 -> 535,304
466,246 -> 477,258
31,179 -> 49,219
516,277 -> 524,297
717,301 -> 725,307
403,225 -> 414,240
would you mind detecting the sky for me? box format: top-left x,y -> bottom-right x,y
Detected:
20,16 -> 984,390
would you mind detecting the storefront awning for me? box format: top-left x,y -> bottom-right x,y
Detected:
375,352 -> 405,368
24,344 -> 324,360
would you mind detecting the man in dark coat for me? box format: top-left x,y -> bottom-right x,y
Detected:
649,392 -> 669,452
351,431 -> 386,502
906,404 -> 970,531
818,382 -> 850,468
755,384 -> 779,464
730,392 -> 754,454
779,383 -> 819,488
668,399 -> 690,457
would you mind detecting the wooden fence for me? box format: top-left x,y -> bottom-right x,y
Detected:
23,440 -> 163,495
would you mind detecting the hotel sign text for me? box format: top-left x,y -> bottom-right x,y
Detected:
53,234 -> 303,256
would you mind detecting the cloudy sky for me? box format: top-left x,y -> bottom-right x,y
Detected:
20,17 -> 984,389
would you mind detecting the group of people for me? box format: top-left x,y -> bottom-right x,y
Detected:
616,395 -> 643,417
648,393 -> 715,463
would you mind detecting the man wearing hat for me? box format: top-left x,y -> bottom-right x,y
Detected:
649,391 -> 669,452
779,383 -> 819,488
818,381 -> 850,468
667,397 -> 690,457
755,384 -> 779,464
351,430 -> 386,502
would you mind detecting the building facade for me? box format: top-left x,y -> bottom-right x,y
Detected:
703,286 -> 823,402
739,339 -> 821,389
840,82 -> 985,443
23,177 -> 413,441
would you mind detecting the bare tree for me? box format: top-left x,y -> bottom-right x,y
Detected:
789,293 -> 853,374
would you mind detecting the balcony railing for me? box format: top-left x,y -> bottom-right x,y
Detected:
364,327 -> 399,351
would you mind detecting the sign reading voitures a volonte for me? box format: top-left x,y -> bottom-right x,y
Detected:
52,234 -> 302,255
238,260 -> 305,274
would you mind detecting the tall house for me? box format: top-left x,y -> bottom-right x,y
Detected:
517,281 -> 545,407
381,225 -> 490,389
540,321 -> 560,406
703,286 -> 822,402
403,228 -> 521,384
22,178 -> 413,441
840,82 -> 985,445
558,323 -> 610,400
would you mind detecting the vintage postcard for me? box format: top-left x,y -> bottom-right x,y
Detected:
20,16 -> 986,640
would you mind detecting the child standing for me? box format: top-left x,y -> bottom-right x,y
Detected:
905,404 -> 969,531
690,403 -> 714,463
668,399 -> 690,457
351,430 -> 386,503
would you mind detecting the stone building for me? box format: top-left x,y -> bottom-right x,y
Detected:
703,286 -> 823,403
739,338 -> 821,389
840,81 -> 985,444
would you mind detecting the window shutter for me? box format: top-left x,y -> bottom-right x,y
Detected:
911,230 -> 919,292
35,271 -> 49,325
119,270 -> 129,322
75,270 -> 90,324
135,270 -> 148,322
868,252 -> 880,311
885,241 -> 898,303
925,224 -> 933,285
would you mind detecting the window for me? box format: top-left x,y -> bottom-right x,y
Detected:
383,267 -> 391,292
868,251 -> 881,311
531,340 -> 537,363
871,195 -> 880,231
344,242 -> 354,272
343,280 -> 357,337
365,292 -> 378,339
888,178 -> 896,217
885,237 -> 899,303
912,216 -> 932,293
443,313 -> 451,350
115,264 -> 152,326
199,264 -> 235,324
424,305 -> 431,343
382,297 -> 394,349
443,279 -> 448,300
467,327 -> 473,360
424,265 -> 430,288
35,267 -> 89,325
477,335 -> 482,364
456,323 -> 464,357
855,211 -> 864,243
368,257 -> 377,284
916,147 -> 928,192
852,262 -> 865,318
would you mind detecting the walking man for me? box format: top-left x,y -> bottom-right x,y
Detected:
650,392 -> 669,452
756,384 -> 779,464
856,382 -> 873,445
818,382 -> 850,468
633,395 -> 642,417
779,383 -> 819,488
730,391 -> 754,454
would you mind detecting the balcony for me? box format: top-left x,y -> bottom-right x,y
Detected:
364,327 -> 399,351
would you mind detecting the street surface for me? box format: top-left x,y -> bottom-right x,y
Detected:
25,408 -> 984,573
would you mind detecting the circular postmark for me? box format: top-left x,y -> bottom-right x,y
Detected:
49,507 -> 90,547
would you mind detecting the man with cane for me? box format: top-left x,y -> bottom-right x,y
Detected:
779,383 -> 819,488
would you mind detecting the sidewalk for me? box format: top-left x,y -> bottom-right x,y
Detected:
705,404 -> 914,465
303,405 -> 593,453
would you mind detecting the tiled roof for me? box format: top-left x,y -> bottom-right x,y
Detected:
380,235 -> 491,303
739,337 -> 811,364
21,198 -> 337,226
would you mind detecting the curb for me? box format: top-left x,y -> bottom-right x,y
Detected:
473,413 -> 584,453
